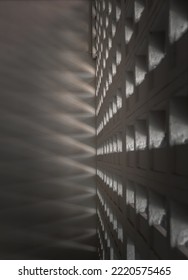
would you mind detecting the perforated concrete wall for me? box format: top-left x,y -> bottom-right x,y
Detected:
93,0 -> 188,260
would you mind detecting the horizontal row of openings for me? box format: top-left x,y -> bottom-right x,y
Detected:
97,169 -> 123,197
97,133 -> 123,155
126,98 -> 188,150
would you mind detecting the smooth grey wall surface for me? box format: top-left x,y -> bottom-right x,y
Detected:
0,0 -> 97,259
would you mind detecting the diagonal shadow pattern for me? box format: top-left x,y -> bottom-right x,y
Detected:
0,0 -> 97,259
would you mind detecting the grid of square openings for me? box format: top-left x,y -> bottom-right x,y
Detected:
93,0 -> 188,260
97,169 -> 123,259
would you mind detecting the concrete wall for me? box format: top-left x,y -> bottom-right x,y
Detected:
0,0 -> 97,259
94,0 -> 188,260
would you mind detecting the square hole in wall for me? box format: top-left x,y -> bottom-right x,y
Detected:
149,192 -> 167,233
112,96 -> 118,115
169,0 -> 188,43
125,18 -> 134,44
169,97 -> 188,146
109,138 -> 113,153
117,133 -> 123,152
108,0 -> 112,15
116,44 -> 122,65
126,180 -> 135,207
170,201 -> 188,255
112,20 -> 116,37
135,184 -> 148,218
105,15 -> 108,28
113,135 -> 117,153
108,71 -> 112,85
102,0 -> 106,11
127,237 -> 135,259
108,37 -> 112,51
126,125 -> 135,151
125,71 -> 134,97
135,120 -> 147,150
134,0 -> 145,23
113,213 -> 118,232
109,102 -> 113,119
148,32 -> 166,71
118,221 -> 123,242
117,176 -> 123,196
112,58 -> 117,76
149,111 -> 167,149
116,0 -> 121,22
135,55 -> 147,86
110,247 -> 114,259
117,89 -> 122,110
113,175 -> 118,192
109,207 -> 113,224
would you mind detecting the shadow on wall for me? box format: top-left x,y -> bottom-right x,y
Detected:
0,1 -> 97,259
